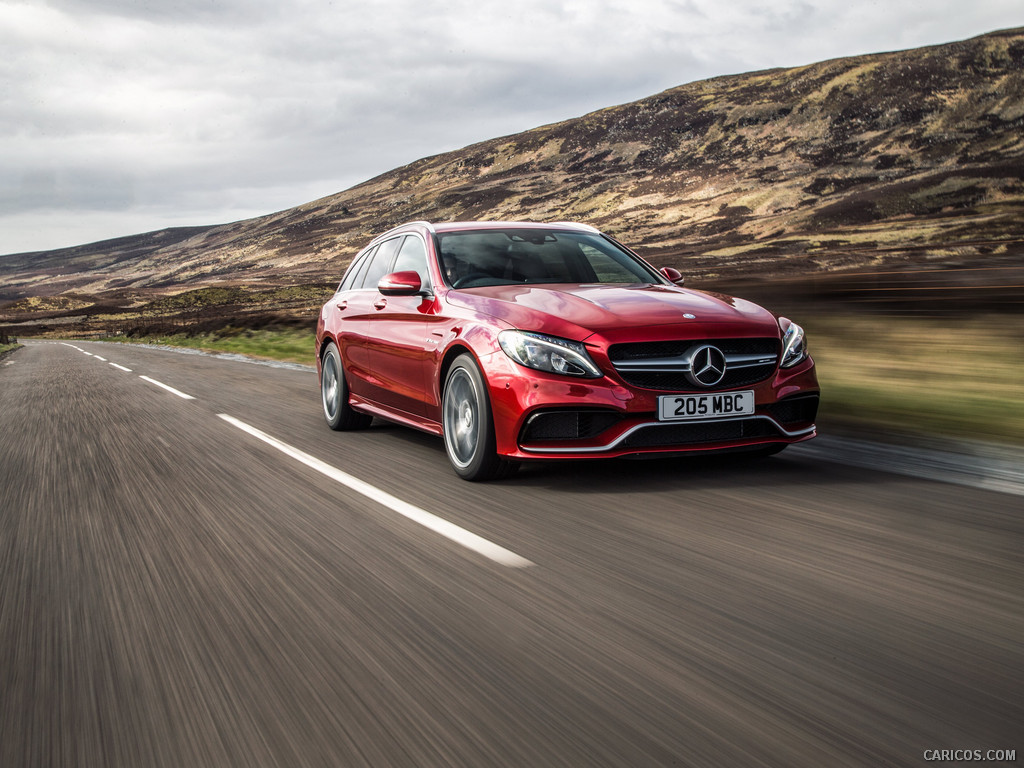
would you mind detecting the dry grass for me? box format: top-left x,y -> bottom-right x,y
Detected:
108,328 -> 317,367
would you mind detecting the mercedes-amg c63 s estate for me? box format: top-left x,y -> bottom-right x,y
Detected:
316,221 -> 819,480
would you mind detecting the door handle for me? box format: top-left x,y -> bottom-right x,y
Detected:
373,298 -> 387,310
335,301 -> 347,311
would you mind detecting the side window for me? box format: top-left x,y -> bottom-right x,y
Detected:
358,237 -> 401,289
392,235 -> 431,288
339,247 -> 374,292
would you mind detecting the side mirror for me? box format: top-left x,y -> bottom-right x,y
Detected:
660,267 -> 685,285
378,270 -> 427,296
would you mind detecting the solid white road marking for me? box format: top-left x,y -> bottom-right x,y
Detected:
109,363 -> 132,372
139,375 -> 196,400
217,414 -> 535,569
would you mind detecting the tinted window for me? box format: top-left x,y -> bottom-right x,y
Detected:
437,229 -> 659,287
392,235 -> 430,287
578,243 -> 646,283
359,237 -> 402,289
339,247 -> 374,291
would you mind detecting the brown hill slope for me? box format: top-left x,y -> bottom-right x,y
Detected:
2,26 -> 1022,305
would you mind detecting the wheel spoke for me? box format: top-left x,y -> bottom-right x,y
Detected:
444,369 -> 480,467
322,357 -> 339,419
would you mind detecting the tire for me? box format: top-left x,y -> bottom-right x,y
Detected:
442,355 -> 517,481
321,342 -> 372,431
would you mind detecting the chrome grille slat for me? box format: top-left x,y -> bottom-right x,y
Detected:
613,351 -> 776,372
608,338 -> 779,392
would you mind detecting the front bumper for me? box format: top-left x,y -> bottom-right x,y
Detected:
484,354 -> 820,461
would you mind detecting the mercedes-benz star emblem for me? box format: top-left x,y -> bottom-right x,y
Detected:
686,345 -> 727,387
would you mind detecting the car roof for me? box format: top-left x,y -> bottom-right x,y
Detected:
370,220 -> 600,241
364,220 -> 602,251
431,221 -> 599,234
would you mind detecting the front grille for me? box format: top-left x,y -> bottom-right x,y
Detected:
621,418 -> 781,448
767,394 -> 820,425
608,338 -> 779,392
608,338 -> 778,361
616,368 -> 774,391
521,409 -> 624,443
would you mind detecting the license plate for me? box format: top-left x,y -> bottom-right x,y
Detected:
659,391 -> 755,421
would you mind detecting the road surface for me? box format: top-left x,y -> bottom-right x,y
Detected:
1,341 -> 1020,767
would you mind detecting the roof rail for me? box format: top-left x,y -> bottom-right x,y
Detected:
370,220 -> 436,244
551,221 -> 599,233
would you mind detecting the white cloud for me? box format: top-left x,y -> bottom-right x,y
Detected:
1,0 -> 1021,254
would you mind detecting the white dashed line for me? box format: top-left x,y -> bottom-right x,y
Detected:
66,345 -> 530,565
139,375 -> 196,400
217,414 -> 535,569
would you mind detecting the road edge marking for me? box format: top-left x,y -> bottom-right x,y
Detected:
217,414 -> 535,569
139,375 -> 196,400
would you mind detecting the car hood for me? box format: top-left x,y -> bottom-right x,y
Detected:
445,283 -> 781,342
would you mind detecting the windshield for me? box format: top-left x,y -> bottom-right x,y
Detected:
436,229 -> 663,289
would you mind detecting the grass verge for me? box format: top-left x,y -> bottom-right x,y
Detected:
107,328 -> 318,367
804,314 -> 1023,446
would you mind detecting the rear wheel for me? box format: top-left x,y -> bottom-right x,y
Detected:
442,355 -> 517,481
321,342 -> 372,430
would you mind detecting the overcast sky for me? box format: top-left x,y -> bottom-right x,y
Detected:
1,0 -> 1021,255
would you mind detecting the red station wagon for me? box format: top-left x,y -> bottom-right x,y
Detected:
316,221 -> 819,480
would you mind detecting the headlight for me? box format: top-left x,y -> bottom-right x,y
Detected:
498,330 -> 602,378
780,319 -> 807,368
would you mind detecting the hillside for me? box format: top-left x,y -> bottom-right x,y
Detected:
1,26 -> 1022,312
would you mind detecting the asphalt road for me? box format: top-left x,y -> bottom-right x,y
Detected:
2,341 -> 1021,767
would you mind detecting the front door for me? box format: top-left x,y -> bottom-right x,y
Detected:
364,234 -> 434,417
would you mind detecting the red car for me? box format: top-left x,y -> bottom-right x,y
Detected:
316,221 -> 818,480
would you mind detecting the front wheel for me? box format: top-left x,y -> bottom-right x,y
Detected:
442,355 -> 517,481
321,342 -> 372,431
